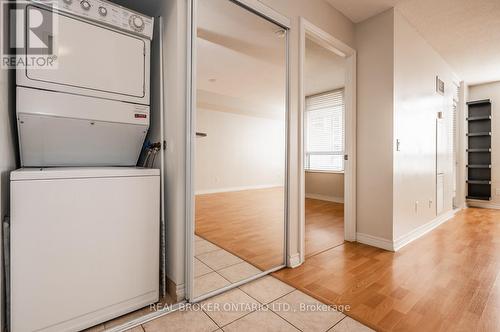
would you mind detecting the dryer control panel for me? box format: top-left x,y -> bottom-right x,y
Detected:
34,0 -> 154,39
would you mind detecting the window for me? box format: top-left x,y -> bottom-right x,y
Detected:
305,89 -> 345,172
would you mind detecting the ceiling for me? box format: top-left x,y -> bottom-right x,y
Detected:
197,0 -> 287,119
326,0 -> 402,23
396,0 -> 500,85
326,0 -> 500,85
305,38 -> 346,96
116,0 -> 500,89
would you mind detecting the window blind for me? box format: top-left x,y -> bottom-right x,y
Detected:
305,89 -> 345,172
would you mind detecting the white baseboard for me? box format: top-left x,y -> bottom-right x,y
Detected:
196,184 -> 281,195
393,209 -> 458,251
305,193 -> 344,203
467,200 -> 500,210
356,233 -> 394,251
357,208 -> 459,252
288,253 -> 302,268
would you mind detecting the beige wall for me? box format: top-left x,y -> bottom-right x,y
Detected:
195,108 -> 285,193
393,9 -> 459,240
468,81 -> 500,206
394,11 -> 458,240
355,9 -> 460,245
356,9 -> 458,247
355,9 -> 395,241
305,172 -> 344,202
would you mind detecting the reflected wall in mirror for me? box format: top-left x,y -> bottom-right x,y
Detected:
193,0 -> 287,298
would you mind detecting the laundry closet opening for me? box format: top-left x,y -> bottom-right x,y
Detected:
3,0 -> 186,330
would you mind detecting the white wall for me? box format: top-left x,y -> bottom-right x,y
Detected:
195,109 -> 285,194
305,172 -> 344,202
393,9 -> 459,240
469,81 -> 500,206
355,9 -> 395,241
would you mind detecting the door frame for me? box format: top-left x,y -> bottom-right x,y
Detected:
298,18 -> 357,263
185,0 -> 292,302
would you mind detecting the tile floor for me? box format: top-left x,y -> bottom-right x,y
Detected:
194,235 -> 262,298
124,275 -> 373,332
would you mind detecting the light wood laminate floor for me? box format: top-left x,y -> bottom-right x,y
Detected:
273,208 -> 500,332
305,198 -> 344,257
195,187 -> 286,271
196,188 -> 345,271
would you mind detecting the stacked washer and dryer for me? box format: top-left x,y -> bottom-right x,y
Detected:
10,1 -> 160,331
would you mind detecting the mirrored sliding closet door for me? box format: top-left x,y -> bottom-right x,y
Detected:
190,0 -> 288,299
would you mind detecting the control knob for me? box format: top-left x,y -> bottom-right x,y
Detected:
80,0 -> 91,10
129,15 -> 145,31
98,6 -> 107,16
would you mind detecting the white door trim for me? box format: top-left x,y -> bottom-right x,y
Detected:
298,18 -> 357,263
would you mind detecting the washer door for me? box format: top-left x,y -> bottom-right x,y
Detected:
21,5 -> 149,103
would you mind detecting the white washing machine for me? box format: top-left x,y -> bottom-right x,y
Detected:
10,167 -> 160,332
16,0 -> 154,167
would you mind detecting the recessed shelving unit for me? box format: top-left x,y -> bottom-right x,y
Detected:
466,99 -> 492,201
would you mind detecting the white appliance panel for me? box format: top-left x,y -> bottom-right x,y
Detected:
18,113 -> 147,166
50,0 -> 155,39
21,6 -> 147,101
17,87 -> 149,167
10,168 -> 160,332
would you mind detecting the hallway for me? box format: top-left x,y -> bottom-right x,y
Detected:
273,208 -> 500,331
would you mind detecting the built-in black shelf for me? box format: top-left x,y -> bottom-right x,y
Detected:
467,164 -> 491,169
466,99 -> 492,201
467,115 -> 491,121
466,132 -> 491,137
467,180 -> 491,185
467,148 -> 491,153
466,196 -> 492,201
467,99 -> 491,106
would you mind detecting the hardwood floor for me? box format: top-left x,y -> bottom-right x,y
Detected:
195,187 -> 285,271
195,189 -> 345,271
305,198 -> 344,257
273,208 -> 500,332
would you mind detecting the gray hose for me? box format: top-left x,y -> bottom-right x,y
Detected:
3,216 -> 10,332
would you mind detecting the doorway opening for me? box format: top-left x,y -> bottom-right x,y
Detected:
303,39 -> 347,258
298,18 -> 356,264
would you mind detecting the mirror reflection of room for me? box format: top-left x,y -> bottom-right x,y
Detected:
193,0 -> 287,298
304,38 -> 346,258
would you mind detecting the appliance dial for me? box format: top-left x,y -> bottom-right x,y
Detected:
129,15 -> 145,31
80,0 -> 91,10
98,6 -> 107,16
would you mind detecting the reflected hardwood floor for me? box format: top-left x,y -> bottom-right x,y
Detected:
196,187 -> 285,271
273,208 -> 500,331
196,189 -> 346,271
305,198 -> 344,257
